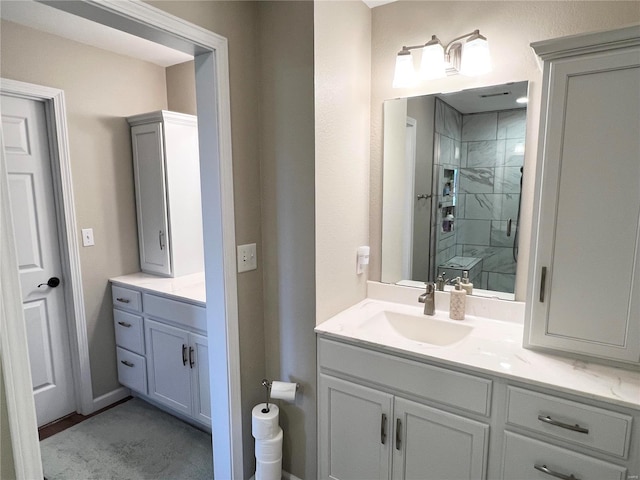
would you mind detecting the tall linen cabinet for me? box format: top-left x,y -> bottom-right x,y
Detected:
128,111 -> 204,277
525,26 -> 640,365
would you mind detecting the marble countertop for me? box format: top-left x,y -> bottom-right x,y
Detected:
110,272 -> 206,305
315,299 -> 640,411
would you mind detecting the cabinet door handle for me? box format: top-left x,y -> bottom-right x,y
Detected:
116,297 -> 130,304
189,347 -> 195,368
120,360 -> 134,368
534,464 -> 580,480
539,266 -> 547,302
537,415 -> 589,434
182,344 -> 188,366
159,230 -> 165,250
507,218 -> 512,237
380,414 -> 387,445
117,321 -> 131,328
395,418 -> 402,451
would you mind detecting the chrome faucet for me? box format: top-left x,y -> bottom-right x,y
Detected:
418,283 -> 436,316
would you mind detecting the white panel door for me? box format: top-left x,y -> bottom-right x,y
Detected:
145,318 -> 192,416
190,332 -> 211,426
393,397 -> 488,480
130,123 -> 171,275
2,94 -> 76,426
319,374 -> 393,480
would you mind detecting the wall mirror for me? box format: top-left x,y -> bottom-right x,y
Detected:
381,81 -> 529,300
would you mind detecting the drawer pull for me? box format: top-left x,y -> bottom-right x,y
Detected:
116,297 -> 130,304
534,464 -> 580,480
117,321 -> 132,328
182,344 -> 188,366
539,267 -> 547,302
189,346 -> 195,368
380,414 -> 387,445
395,418 -> 402,451
120,360 -> 134,368
537,415 -> 589,434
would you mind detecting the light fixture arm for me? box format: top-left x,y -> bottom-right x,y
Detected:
443,30 -> 483,56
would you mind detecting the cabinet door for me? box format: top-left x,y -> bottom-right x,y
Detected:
319,374 -> 393,480
145,319 -> 191,415
131,122 -> 171,276
528,47 -> 640,363
190,332 -> 211,426
392,397 -> 488,480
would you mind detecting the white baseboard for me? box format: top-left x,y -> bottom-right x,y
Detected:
249,470 -> 301,480
91,386 -> 131,412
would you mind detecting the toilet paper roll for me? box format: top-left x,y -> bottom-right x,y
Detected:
270,381 -> 297,402
252,403 -> 279,440
256,456 -> 282,480
255,427 -> 283,462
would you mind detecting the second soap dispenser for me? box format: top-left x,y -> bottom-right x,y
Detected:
449,277 -> 466,321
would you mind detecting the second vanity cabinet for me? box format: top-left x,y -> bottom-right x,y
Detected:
111,281 -> 211,428
318,337 -> 640,480
525,26 -> 640,364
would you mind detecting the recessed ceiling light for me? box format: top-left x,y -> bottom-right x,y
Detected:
516,96 -> 529,104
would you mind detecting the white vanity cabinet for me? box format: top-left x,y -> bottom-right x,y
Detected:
127,111 -> 204,277
526,26 -> 640,365
111,281 -> 210,428
317,336 -> 640,480
318,338 -> 490,480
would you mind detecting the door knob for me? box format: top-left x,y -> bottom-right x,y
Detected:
38,277 -> 60,288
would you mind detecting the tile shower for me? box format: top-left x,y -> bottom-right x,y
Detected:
432,98 -> 526,293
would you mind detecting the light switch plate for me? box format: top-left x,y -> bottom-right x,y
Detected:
81,228 -> 95,247
237,243 -> 257,273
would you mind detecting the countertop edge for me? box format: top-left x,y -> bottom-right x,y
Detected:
109,276 -> 206,307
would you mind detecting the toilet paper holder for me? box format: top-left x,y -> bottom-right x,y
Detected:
261,379 -> 300,413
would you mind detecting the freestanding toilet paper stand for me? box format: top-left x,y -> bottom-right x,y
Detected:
261,379 -> 300,413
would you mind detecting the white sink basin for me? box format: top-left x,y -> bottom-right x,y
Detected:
358,310 -> 473,346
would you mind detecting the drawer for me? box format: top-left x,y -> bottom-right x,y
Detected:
319,338 -> 492,416
506,386 -> 632,458
501,431 -> 627,480
143,293 -> 206,332
113,310 -> 144,355
112,285 -> 142,312
116,347 -> 147,394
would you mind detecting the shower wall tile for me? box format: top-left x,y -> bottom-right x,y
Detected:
457,194 -> 466,218
460,142 -> 468,167
490,220 -> 518,247
467,140 -> 505,167
437,134 -> 455,165
435,99 -> 462,140
505,138 -> 526,167
462,112 -> 497,141
457,219 -> 491,246
497,109 -> 526,139
501,193 -> 520,220
494,167 -> 522,194
488,273 -> 516,293
464,193 -> 499,220
480,272 -> 489,290
463,245 -> 516,274
459,168 -> 494,194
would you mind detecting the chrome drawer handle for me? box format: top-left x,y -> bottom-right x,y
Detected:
537,415 -> 589,434
117,321 -> 132,328
116,297 -> 130,304
534,464 -> 580,480
120,360 -> 134,368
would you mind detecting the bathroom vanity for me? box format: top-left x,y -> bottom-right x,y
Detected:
315,292 -> 640,480
110,273 -> 211,428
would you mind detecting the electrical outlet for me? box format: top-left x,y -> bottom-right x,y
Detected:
237,243 -> 257,273
81,228 -> 95,247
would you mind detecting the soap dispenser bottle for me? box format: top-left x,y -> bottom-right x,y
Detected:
449,277 -> 466,321
460,271 -> 473,295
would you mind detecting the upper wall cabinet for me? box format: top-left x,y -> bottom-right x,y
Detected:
525,26 -> 640,365
128,111 -> 204,277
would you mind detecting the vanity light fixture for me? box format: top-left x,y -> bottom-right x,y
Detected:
392,29 -> 492,88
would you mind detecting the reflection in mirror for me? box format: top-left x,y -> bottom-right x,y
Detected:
381,82 -> 528,299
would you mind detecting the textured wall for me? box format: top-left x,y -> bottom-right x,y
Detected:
315,1 -> 372,323
370,1 -> 640,300
1,20 -> 168,397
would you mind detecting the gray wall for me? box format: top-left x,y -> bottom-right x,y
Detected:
259,2 -> 317,478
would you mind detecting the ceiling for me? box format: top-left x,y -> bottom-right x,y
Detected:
437,82 -> 529,114
0,0 -> 192,67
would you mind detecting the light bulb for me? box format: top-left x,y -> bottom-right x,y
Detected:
460,32 -> 491,76
420,36 -> 446,80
